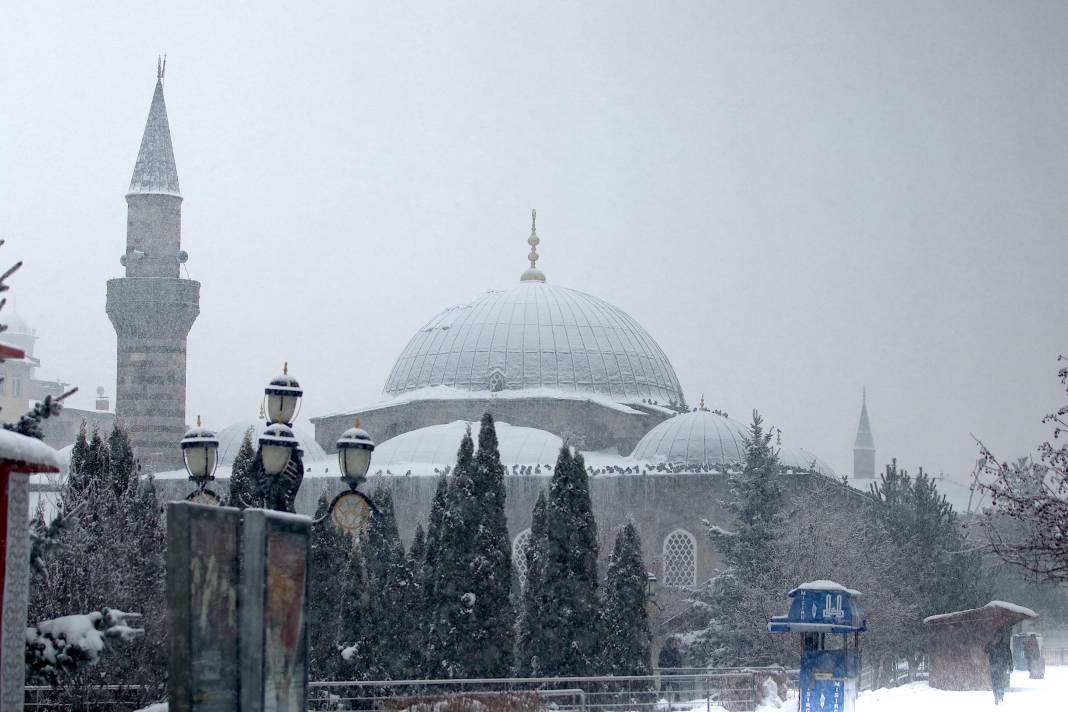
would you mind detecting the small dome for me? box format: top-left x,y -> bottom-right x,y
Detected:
778,445 -> 836,477
384,282 -> 685,406
2,311 -> 37,356
216,419 -> 326,465
373,420 -> 562,471
631,410 -> 749,465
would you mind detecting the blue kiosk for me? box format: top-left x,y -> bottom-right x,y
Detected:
768,581 -> 867,712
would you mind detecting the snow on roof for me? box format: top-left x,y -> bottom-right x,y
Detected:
0,429 -> 61,471
923,601 -> 1039,624
789,580 -> 862,597
381,282 -> 685,407
371,420 -> 564,474
314,384 -> 645,420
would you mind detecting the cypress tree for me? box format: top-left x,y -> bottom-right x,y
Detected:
227,426 -> 257,508
406,524 -> 428,677
363,484 -> 412,679
108,424 -> 136,498
338,544 -> 372,678
420,476 -> 450,676
308,494 -> 352,680
517,490 -> 550,675
66,421 -> 89,499
82,428 -> 111,498
602,522 -> 652,677
426,428 -> 477,678
539,445 -> 601,676
464,413 -> 515,676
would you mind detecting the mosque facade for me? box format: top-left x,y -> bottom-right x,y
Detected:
33,73 -> 880,634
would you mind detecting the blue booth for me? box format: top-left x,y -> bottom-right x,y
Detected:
768,581 -> 867,712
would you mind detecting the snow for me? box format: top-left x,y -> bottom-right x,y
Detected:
788,580 -> 862,597
0,428 -> 61,470
924,600 -> 1038,624
317,384 -> 647,418
133,704 -> 167,712
855,667 -> 1065,711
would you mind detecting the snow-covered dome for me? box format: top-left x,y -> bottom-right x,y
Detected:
383,281 -> 685,407
373,420 -> 562,471
216,419 -> 326,464
777,445 -> 836,477
630,409 -> 749,465
2,310 -> 37,356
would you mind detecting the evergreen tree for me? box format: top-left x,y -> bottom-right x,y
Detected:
517,491 -> 551,675
406,524 -> 428,677
227,426 -> 258,508
81,428 -> 111,497
308,494 -> 353,680
425,428 -> 477,678
687,411 -> 790,666
463,413 -> 515,676
601,522 -> 652,677
537,445 -> 601,676
108,423 -> 136,498
67,421 -> 90,498
362,484 -> 414,679
419,476 -> 449,676
338,544 -> 372,678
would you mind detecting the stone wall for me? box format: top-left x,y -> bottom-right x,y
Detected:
313,397 -> 671,457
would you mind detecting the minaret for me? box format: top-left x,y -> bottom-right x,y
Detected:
852,388 -> 875,478
105,61 -> 200,473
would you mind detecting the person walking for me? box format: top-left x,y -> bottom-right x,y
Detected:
984,629 -> 1013,705
657,636 -> 684,702
1024,633 -> 1044,680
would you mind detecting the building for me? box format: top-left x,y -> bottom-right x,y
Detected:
105,63 -> 200,473
0,312 -> 66,423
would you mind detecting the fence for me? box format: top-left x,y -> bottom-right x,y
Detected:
306,668 -> 797,712
23,668 -> 795,711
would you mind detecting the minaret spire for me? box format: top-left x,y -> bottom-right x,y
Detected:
520,208 -> 546,283
852,388 -> 875,477
128,59 -> 180,197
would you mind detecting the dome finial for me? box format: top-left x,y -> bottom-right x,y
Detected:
520,208 -> 546,283
699,394 -> 707,411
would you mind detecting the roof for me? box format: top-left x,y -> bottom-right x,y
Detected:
127,79 -> 180,197
924,601 -> 1038,625
372,420 -> 563,473
854,390 -> 874,451
383,282 -> 685,407
631,409 -> 748,465
0,430 -> 62,472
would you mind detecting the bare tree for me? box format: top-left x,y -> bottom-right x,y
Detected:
975,357 -> 1068,582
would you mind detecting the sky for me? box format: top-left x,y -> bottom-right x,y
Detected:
1,1 -> 1066,487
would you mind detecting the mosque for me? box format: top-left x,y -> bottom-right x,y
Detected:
29,71 -> 881,629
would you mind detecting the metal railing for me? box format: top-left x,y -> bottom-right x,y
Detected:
306,668 -> 797,712
24,668 -> 795,711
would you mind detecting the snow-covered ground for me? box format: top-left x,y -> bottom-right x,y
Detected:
855,667 -> 1065,711
666,667 -> 1067,712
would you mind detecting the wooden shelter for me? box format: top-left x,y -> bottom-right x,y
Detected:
924,601 -> 1038,690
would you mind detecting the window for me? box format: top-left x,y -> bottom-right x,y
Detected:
662,529 -> 697,588
513,529 -> 532,590
488,369 -> 506,393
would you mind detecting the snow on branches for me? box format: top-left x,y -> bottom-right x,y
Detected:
26,609 -> 144,684
975,357 -> 1068,583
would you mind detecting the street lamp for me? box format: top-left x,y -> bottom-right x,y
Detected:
336,419 -> 375,488
255,363 -> 306,512
181,416 -> 220,504
264,362 -> 302,426
328,419 -> 378,536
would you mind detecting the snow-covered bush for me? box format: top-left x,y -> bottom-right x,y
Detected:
25,608 -> 144,684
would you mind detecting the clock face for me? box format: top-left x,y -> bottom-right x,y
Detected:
330,492 -> 373,535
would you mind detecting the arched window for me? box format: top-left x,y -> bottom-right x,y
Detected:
513,529 -> 533,590
662,529 -> 697,588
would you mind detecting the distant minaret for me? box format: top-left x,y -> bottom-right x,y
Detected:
852,388 -> 875,478
105,61 -> 200,473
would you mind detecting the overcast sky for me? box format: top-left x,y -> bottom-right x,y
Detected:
2,1 -> 1066,487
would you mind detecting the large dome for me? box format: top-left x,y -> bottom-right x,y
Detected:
384,281 -> 685,406
631,410 -> 749,465
216,419 -> 327,465
373,420 -> 562,473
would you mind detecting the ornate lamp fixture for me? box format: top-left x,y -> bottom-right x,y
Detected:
264,362 -> 302,426
329,419 -> 378,536
180,416 -> 220,504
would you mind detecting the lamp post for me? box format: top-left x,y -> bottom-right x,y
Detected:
256,364 -> 305,512
328,419 -> 378,536
180,416 -> 220,505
